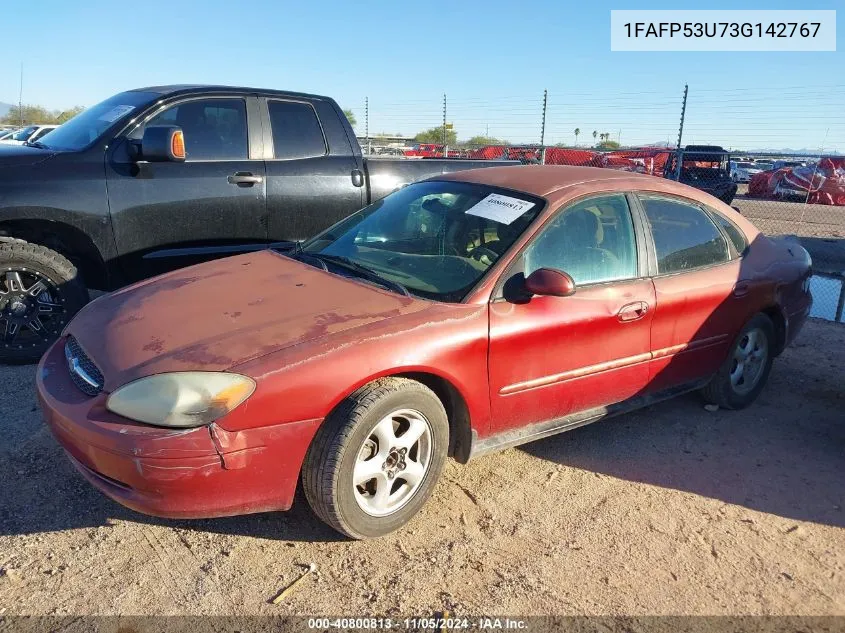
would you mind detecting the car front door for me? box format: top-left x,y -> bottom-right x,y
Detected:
636,194 -> 741,393
106,95 -> 267,280
262,98 -> 364,244
487,192 -> 655,436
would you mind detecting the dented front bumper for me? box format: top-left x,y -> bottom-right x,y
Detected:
36,338 -> 322,519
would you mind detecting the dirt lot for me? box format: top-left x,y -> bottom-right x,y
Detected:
0,319 -> 843,617
733,186 -> 845,243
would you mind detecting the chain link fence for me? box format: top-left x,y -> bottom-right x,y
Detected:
353,86 -> 845,322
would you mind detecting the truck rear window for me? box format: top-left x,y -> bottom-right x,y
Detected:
267,100 -> 327,160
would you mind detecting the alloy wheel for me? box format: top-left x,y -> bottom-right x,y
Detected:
0,269 -> 66,350
353,408 -> 433,517
729,327 -> 769,395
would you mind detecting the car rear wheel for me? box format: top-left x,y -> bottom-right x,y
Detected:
701,313 -> 774,409
0,241 -> 89,364
302,377 -> 449,539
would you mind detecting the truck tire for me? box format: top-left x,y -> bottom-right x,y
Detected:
302,377 -> 449,539
701,313 -> 775,410
0,242 -> 89,364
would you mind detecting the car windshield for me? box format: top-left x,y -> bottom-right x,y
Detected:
34,91 -> 158,151
300,180 -> 545,302
737,162 -> 756,168
8,126 -> 38,142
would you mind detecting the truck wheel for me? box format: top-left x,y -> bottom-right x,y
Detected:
0,242 -> 89,364
302,377 -> 449,539
701,313 -> 774,410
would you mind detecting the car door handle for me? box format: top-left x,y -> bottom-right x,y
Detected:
351,169 -> 364,187
618,301 -> 649,322
733,282 -> 750,297
227,172 -> 263,186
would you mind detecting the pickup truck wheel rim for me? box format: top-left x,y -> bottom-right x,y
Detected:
353,408 -> 433,517
729,328 -> 768,395
0,269 -> 65,349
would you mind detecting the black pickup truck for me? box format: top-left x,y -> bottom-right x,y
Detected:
0,85 -> 509,362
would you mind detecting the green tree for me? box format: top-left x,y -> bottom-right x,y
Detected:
343,109 -> 357,128
597,139 -> 620,150
56,106 -> 85,123
1,104 -> 54,125
574,128 -> 580,146
463,135 -> 510,146
414,125 -> 457,145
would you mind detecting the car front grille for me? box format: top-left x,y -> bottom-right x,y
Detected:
64,336 -> 104,397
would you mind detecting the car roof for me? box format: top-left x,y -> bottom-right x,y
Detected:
129,84 -> 330,101
435,165 -> 665,197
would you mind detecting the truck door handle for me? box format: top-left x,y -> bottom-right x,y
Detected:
351,169 -> 364,187
618,301 -> 649,322
227,172 -> 263,187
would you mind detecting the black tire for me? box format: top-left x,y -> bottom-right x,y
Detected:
0,242 -> 89,364
302,377 -> 449,539
701,313 -> 775,410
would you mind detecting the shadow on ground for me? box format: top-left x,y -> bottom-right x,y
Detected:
519,377 -> 845,529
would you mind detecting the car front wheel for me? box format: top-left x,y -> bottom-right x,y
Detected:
0,241 -> 89,364
701,313 -> 775,409
302,377 -> 449,539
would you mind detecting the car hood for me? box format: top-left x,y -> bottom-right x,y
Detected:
67,250 -> 430,390
0,143 -> 57,167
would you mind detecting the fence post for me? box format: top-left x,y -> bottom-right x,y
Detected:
365,97 -> 370,155
674,83 -> 688,180
540,89 -> 548,150
442,94 -> 447,155
836,279 -> 845,323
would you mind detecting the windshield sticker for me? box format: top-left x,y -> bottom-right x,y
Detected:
465,193 -> 535,225
97,105 -> 136,123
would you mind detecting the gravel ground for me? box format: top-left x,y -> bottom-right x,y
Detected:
0,319 -> 843,617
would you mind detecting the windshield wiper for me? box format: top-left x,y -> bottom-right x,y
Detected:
24,140 -> 50,149
304,253 -> 410,297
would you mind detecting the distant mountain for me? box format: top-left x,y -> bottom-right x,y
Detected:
0,102 -> 13,118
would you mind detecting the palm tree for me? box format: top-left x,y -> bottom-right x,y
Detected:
574,128 -> 580,146
592,130 -> 598,143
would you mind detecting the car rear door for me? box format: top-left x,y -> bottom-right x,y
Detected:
106,95 -> 268,280
261,97 -> 364,243
635,194 -> 743,393
487,193 -> 655,435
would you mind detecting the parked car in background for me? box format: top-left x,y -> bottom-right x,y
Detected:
0,85 -> 511,363
38,165 -> 812,539
730,160 -> 765,183
0,124 -> 58,145
664,145 -> 738,204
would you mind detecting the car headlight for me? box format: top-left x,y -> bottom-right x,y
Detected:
106,372 -> 256,428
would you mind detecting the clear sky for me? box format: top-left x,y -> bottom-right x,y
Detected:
1,0 -> 842,151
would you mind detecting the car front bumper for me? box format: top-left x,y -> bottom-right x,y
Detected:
37,338 -> 322,520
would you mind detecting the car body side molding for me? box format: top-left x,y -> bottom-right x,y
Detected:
469,378 -> 710,459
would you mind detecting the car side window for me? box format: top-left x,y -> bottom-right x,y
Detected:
640,196 -> 730,274
523,194 -> 638,286
267,100 -> 327,160
711,210 -> 748,255
145,98 -> 248,161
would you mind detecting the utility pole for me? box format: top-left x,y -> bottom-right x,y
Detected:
18,63 -> 24,127
674,83 -> 688,180
365,97 -> 370,155
442,93 -> 447,154
540,89 -> 548,147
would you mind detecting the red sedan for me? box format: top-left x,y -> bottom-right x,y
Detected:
37,166 -> 812,539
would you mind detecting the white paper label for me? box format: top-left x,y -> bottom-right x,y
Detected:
98,105 -> 136,123
465,194 -> 535,225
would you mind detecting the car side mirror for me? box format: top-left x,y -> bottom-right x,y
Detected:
524,268 -> 576,297
140,125 -> 186,162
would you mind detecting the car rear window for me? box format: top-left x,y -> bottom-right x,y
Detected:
640,196 -> 730,274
